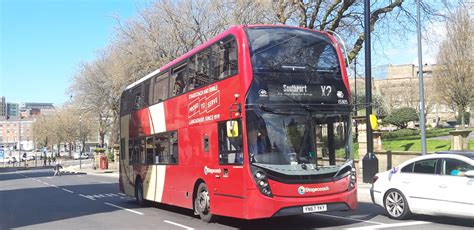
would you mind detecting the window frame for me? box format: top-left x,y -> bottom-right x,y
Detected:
441,158 -> 473,176
218,119 -> 244,165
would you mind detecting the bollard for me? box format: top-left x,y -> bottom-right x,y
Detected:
362,152 -> 379,183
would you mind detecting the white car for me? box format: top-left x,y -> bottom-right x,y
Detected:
371,152 -> 474,220
0,156 -> 18,164
73,153 -> 89,160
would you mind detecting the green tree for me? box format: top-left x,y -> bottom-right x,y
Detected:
383,107 -> 419,129
456,112 -> 470,126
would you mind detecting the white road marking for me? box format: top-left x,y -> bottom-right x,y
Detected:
62,188 -> 74,193
345,221 -> 429,230
50,184 -> 58,188
104,202 -> 144,215
118,193 -> 126,196
163,220 -> 195,230
46,177 -> 53,179
313,213 -> 384,225
79,194 -> 96,201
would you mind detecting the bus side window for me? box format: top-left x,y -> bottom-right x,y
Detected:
170,131 -> 178,164
132,86 -> 142,110
211,36 -> 238,80
120,138 -> 126,160
128,139 -> 134,165
139,138 -> 146,164
170,63 -> 188,97
153,72 -> 169,104
145,136 -> 154,164
143,79 -> 152,107
120,90 -> 132,116
154,132 -> 176,164
218,119 -> 243,165
189,49 -> 211,90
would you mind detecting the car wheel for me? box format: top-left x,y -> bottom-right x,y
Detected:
135,179 -> 146,206
384,189 -> 412,220
194,183 -> 214,222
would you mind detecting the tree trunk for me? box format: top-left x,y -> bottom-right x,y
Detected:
460,107 -> 465,130
100,132 -> 105,148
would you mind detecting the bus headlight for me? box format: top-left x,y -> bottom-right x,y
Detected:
254,171 -> 272,197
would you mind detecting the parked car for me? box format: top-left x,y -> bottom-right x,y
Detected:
73,153 -> 89,160
371,152 -> 474,219
1,156 -> 18,164
21,155 -> 35,161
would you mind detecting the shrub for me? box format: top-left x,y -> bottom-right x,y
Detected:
383,107 -> 419,129
456,112 -> 470,125
382,129 -> 420,140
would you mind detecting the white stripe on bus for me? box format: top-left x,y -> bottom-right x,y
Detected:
149,102 -> 166,134
155,165 -> 167,202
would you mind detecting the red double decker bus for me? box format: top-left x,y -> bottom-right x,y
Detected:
119,25 -> 356,221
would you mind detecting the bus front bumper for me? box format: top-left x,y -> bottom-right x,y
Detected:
245,187 -> 357,219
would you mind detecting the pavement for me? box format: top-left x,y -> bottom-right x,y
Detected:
62,163 -> 119,178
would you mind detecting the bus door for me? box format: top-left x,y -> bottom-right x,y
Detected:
212,119 -> 246,215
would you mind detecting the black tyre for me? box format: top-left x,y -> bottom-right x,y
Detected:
194,183 -> 213,222
384,189 -> 412,220
135,179 -> 146,206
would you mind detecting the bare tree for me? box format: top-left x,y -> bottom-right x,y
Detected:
434,8 -> 473,128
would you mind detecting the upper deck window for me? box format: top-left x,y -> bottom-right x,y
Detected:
246,27 -> 340,77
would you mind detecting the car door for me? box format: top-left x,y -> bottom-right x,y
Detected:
401,158 -> 440,214
436,158 -> 474,218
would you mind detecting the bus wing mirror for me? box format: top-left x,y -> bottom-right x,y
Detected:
226,120 -> 239,138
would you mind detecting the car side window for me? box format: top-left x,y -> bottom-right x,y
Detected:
413,159 -> 437,174
401,163 -> 414,173
442,158 -> 473,176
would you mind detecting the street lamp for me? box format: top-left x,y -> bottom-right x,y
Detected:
416,0 -> 427,155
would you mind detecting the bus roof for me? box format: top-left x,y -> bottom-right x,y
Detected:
123,24 -> 333,92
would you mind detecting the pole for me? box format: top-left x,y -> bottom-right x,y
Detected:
354,57 -> 358,116
364,0 -> 373,155
18,120 -> 21,167
416,0 -> 427,155
79,115 -> 82,169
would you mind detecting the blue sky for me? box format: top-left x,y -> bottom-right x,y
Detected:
0,0 -> 148,106
0,0 -> 440,106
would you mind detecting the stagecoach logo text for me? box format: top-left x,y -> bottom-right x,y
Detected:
188,85 -> 221,124
283,84 -> 307,93
204,166 -> 222,175
297,186 -> 330,195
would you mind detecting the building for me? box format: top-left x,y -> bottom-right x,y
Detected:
0,97 -> 6,119
20,102 -> 55,118
349,64 -> 459,128
6,102 -> 20,118
0,118 -> 35,151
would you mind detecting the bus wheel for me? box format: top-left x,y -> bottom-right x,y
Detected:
194,183 -> 213,222
135,179 -> 145,206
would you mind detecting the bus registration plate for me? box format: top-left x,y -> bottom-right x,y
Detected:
303,204 -> 327,213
